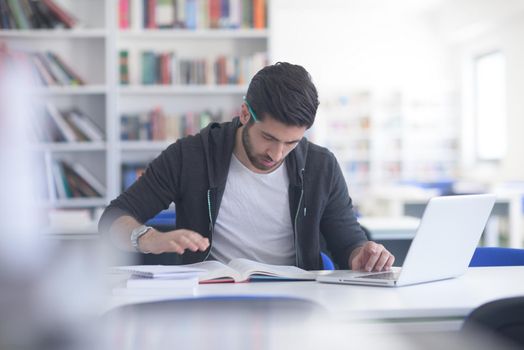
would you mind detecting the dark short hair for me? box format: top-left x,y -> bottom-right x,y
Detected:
245,62 -> 319,129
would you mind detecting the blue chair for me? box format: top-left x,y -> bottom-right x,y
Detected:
469,247 -> 524,267
321,252 -> 335,270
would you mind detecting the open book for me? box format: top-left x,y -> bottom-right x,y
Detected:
185,258 -> 316,283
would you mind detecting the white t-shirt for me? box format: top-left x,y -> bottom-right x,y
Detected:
209,154 -> 295,265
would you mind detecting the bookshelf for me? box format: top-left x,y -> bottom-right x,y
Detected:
1,0 -> 113,235
319,90 -> 459,206
1,0 -> 269,236
113,0 -> 269,198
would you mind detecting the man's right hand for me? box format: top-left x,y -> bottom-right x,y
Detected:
139,228 -> 210,255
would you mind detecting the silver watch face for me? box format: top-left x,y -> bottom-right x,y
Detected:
131,225 -> 151,250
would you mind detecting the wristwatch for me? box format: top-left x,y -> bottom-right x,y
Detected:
130,225 -> 153,253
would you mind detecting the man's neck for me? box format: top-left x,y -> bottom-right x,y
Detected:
233,125 -> 257,172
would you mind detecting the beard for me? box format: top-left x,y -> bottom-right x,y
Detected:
241,124 -> 282,172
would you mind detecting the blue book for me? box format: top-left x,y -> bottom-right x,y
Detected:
185,0 -> 196,29
220,0 -> 230,28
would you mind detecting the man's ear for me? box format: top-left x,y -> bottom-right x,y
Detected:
239,103 -> 251,125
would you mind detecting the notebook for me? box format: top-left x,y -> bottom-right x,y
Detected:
317,194 -> 496,287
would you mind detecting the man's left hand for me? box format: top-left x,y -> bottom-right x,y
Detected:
350,241 -> 395,272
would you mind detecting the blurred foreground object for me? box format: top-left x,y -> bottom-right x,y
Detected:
0,42 -> 102,350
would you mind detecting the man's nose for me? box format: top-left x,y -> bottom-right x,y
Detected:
267,142 -> 285,162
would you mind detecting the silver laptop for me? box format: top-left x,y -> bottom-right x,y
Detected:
317,194 -> 496,287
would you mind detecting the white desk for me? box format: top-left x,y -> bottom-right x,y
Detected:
108,266 -> 524,332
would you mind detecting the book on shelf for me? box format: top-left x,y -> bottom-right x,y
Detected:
45,158 -> 105,200
41,0 -> 77,28
6,0 -> 29,29
50,158 -> 70,198
132,50 -> 267,86
253,0 -> 265,29
61,162 -> 99,198
184,258 -> 316,283
118,0 -> 130,29
37,103 -> 103,143
31,106 -> 64,142
45,102 -> 77,142
28,51 -> 85,87
65,108 -> 105,142
126,0 -> 266,30
185,0 -> 197,29
174,0 -> 186,28
29,53 -> 56,86
156,0 -> 175,28
44,152 -> 58,201
48,52 -> 85,85
70,162 -> 106,196
121,107 -> 223,141
119,50 -> 129,85
0,0 -> 78,29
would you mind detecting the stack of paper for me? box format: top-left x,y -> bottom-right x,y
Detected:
110,265 -> 204,297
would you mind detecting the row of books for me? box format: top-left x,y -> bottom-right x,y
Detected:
44,155 -> 106,201
32,103 -> 104,143
26,51 -> 85,86
119,0 -> 266,30
121,107 -> 224,141
120,50 -> 267,85
0,0 -> 77,30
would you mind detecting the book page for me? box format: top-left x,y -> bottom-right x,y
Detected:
228,258 -> 316,281
184,261 -> 242,282
112,265 -> 204,278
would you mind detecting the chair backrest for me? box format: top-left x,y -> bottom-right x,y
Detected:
462,296 -> 524,348
105,296 -> 327,347
469,247 -> 524,267
320,252 -> 335,270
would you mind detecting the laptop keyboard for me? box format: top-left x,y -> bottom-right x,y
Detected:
356,271 -> 400,280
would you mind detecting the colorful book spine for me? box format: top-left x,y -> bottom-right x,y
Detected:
253,0 -> 265,29
209,0 -> 220,28
48,52 -> 85,85
155,0 -> 174,28
119,0 -> 130,29
119,50 -> 130,85
185,0 -> 197,29
42,0 -> 76,28
6,0 -> 29,29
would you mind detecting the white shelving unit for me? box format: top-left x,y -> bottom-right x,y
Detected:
1,0 -> 113,235
0,29 -> 107,39
119,85 -> 249,95
319,90 -> 459,206
113,0 -> 270,198
1,0 -> 270,236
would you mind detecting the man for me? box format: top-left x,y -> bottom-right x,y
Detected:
99,62 -> 394,272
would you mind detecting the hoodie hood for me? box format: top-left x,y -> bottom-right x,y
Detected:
200,116 -> 310,189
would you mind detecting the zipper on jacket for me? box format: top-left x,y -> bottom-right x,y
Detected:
293,168 -> 305,267
204,189 -> 214,261
293,188 -> 303,267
